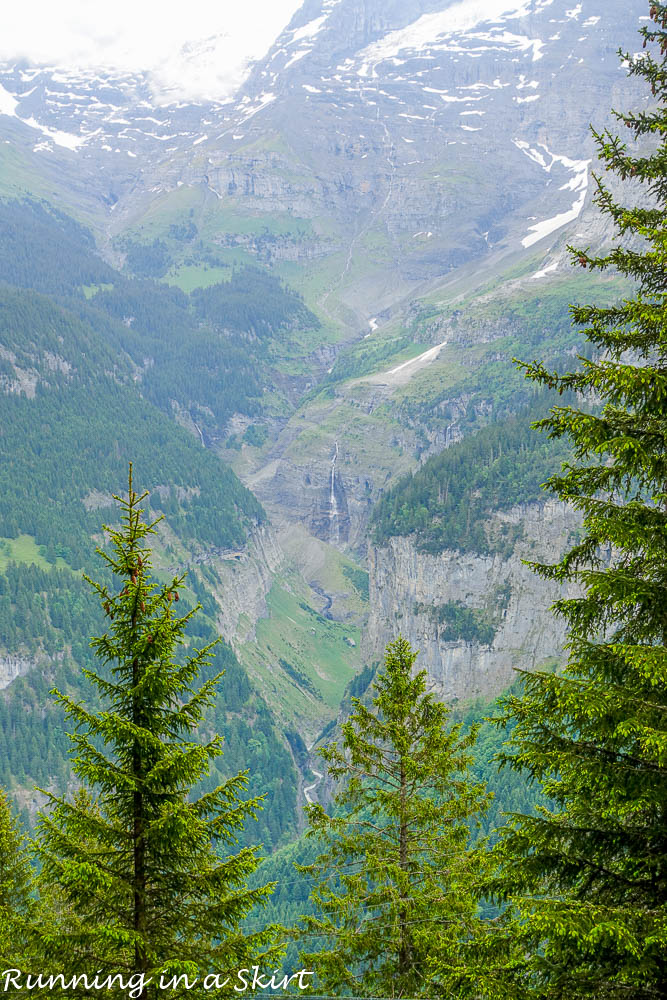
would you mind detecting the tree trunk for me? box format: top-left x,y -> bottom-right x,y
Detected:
132,601 -> 148,999
397,755 -> 411,987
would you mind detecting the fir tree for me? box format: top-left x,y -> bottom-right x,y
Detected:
492,6 -> 667,997
298,637 -> 490,998
0,788 -> 34,968
35,467 -> 278,998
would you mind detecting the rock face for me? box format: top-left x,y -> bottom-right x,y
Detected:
245,419 -> 396,556
310,455 -> 352,545
197,522 -> 286,645
367,499 -> 581,701
0,656 -> 35,689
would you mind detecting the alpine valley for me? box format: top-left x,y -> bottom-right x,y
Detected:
0,0 -> 648,850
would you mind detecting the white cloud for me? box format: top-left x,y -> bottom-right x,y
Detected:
0,0 -> 304,101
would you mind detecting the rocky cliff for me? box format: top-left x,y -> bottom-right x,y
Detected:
0,655 -> 36,689
189,522 -> 286,645
367,499 -> 580,701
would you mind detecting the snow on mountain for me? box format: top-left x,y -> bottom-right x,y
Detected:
514,141 -> 591,247
0,63 -> 236,163
355,0 -> 544,65
0,0 -> 650,288
226,0 -> 645,266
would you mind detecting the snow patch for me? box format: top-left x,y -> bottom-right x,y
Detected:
426,89 -> 486,103
357,0 -> 540,65
284,49 -> 310,69
514,140 -> 548,169
530,260 -> 559,280
383,341 -> 448,380
290,16 -> 327,44
514,140 -> 591,248
238,92 -> 276,119
22,115 -> 85,149
0,83 -> 18,117
523,207 -> 584,247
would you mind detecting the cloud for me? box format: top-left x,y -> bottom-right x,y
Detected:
0,0 -> 304,101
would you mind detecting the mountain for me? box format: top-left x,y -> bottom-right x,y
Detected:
0,0 -> 647,303
0,0 -> 651,838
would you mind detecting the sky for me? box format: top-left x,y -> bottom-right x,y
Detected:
0,0 -> 305,101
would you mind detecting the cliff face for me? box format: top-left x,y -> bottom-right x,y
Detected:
192,522 -> 286,645
0,655 -> 35,689
367,500 -> 580,702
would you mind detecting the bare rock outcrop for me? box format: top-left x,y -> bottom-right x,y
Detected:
367,500 -> 580,702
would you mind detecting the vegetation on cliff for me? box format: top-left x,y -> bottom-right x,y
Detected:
371,402 -> 570,556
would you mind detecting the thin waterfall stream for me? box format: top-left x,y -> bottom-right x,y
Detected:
329,440 -> 340,545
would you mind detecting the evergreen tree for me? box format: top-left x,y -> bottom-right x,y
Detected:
0,788 -> 34,968
298,637 -> 490,998
35,468 -> 278,997
492,6 -> 667,997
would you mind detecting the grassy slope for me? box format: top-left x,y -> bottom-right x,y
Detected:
244,263 -> 632,507
240,574 -> 362,740
0,536 -> 69,572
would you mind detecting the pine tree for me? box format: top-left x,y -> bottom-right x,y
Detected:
491,6 -> 667,997
298,637 -> 490,998
0,788 -> 34,968
34,467 -> 279,997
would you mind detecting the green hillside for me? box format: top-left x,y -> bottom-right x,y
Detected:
372,402 -> 571,555
0,197 -> 332,852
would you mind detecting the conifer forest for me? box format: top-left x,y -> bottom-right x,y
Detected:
0,0 -> 666,997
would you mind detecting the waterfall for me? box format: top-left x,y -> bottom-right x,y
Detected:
329,440 -> 340,545
310,439 -> 348,546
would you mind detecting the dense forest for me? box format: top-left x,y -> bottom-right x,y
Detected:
0,554 -> 297,852
0,198 -> 320,855
372,401 -> 571,555
0,199 -> 320,441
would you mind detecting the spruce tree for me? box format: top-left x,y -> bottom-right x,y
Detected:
492,5 -> 667,997
35,468 -> 278,997
0,788 -> 35,968
298,637 -> 490,998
